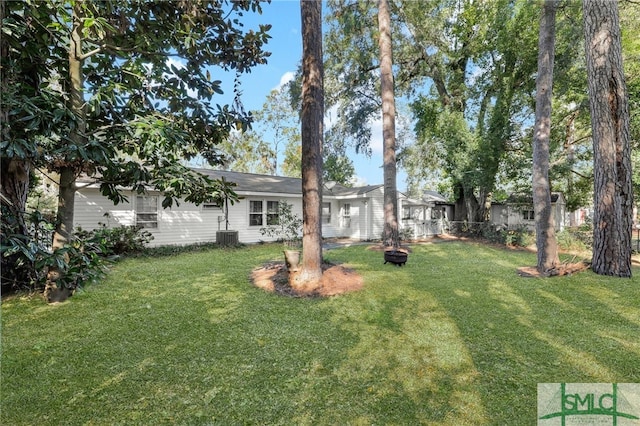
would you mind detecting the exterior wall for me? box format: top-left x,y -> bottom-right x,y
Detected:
75,188 -> 362,246
226,195 -> 304,243
400,203 -> 449,239
489,199 -> 566,232
553,200 -> 566,231
75,188 -> 224,247
490,204 -> 510,228
336,200 -> 363,239
368,188 -> 385,241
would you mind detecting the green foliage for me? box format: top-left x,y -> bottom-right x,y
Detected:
218,85 -> 303,177
259,201 -> 303,246
501,226 -> 534,248
2,0 -> 271,209
323,152 -> 356,186
138,242 -> 229,258
1,209 -> 108,292
75,224 -> 154,257
399,226 -> 414,242
1,208 -> 53,291
557,223 -> 594,252
454,221 -> 533,248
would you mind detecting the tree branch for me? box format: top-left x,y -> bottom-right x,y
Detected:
80,42 -> 177,61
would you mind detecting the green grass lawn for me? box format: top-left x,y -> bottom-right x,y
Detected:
2,241 -> 640,425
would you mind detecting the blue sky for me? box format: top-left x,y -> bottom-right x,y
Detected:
213,0 -> 408,190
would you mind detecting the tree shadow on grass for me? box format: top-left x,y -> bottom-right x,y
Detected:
408,242 -> 640,424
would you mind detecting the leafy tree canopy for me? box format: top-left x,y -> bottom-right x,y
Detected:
1,0 -> 272,209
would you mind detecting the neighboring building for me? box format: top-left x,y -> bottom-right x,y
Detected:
74,169 -> 449,246
400,190 -> 455,239
489,192 -> 566,232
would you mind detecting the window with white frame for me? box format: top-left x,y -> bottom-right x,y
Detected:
249,200 -> 281,226
402,206 -> 411,220
322,202 -> 331,224
341,203 -> 351,227
202,202 -> 222,211
266,201 -> 280,225
136,195 -> 158,228
249,200 -> 263,226
522,209 -> 535,220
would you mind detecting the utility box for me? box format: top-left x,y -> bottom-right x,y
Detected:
216,230 -> 239,246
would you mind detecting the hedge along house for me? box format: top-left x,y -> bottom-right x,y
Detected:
73,168 -> 432,246
489,192 -> 567,232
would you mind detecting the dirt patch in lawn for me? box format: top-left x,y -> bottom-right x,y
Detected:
517,261 -> 591,277
251,261 -> 363,297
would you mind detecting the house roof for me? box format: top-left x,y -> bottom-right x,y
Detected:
504,192 -> 563,204
422,190 -> 448,203
77,167 -> 387,198
193,168 -> 383,197
194,168 -> 303,194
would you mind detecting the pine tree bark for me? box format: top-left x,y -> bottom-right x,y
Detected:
583,0 -> 633,277
296,0 -> 324,288
533,0 -> 560,274
378,0 -> 399,248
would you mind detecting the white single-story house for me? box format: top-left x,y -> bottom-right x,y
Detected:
73,169 -> 450,246
489,192 -> 566,232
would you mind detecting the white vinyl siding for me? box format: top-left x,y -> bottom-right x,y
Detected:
322,202 -> 331,224
74,181 -> 408,245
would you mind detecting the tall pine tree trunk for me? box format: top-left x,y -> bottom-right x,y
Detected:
378,0 -> 399,248
296,0 -> 324,289
583,0 -> 633,277
532,0 -> 560,275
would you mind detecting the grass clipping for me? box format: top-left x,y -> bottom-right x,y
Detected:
251,261 -> 363,297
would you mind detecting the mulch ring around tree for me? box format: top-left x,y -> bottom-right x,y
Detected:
516,260 -> 591,277
251,261 -> 363,297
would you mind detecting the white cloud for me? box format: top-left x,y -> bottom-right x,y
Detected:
351,175 -> 368,186
275,71 -> 296,90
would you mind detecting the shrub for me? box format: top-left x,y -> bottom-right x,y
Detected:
76,224 -> 154,257
399,227 -> 414,242
556,225 -> 593,252
473,222 -> 533,248
1,209 -> 109,293
260,201 -> 302,247
502,226 -> 534,247
139,242 -> 224,258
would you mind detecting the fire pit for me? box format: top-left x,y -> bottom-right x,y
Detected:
384,248 -> 408,266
